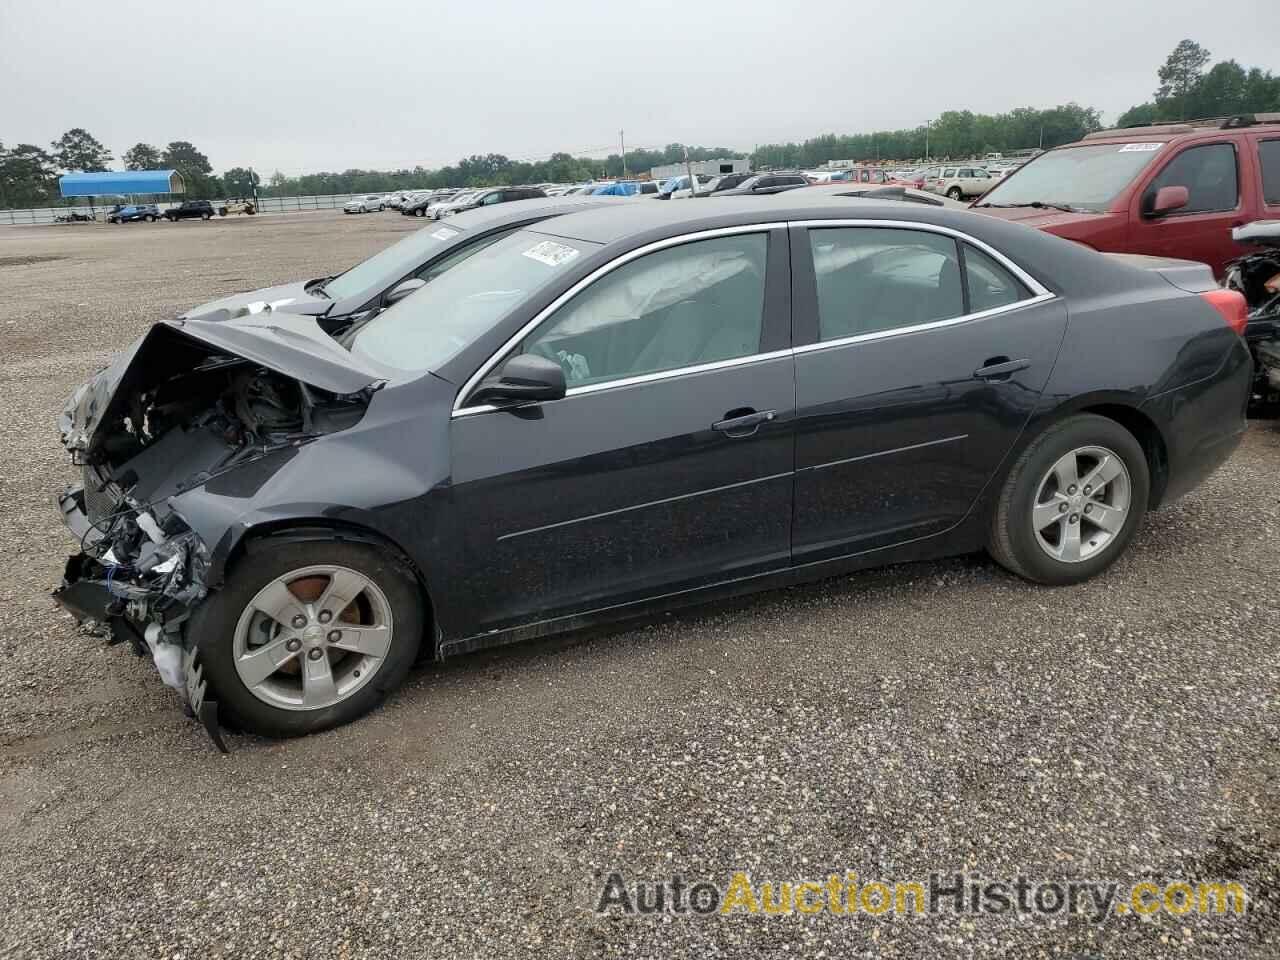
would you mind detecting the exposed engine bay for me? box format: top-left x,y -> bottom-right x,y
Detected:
54,321 -> 375,743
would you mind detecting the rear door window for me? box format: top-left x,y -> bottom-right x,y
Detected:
1259,139 -> 1280,205
1147,143 -> 1239,214
808,228 -> 965,340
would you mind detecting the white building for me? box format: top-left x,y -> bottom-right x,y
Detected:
649,157 -> 751,181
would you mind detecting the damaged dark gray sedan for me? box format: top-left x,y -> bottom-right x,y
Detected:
54,199 -> 1252,745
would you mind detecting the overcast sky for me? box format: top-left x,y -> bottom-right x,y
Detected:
2,0 -> 1277,175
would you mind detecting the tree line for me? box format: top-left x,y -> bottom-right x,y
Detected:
4,41 -> 1277,209
1116,40 -> 1280,127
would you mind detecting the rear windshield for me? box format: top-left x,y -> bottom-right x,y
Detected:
976,142 -> 1166,212
350,230 -> 599,373
323,224 -> 465,301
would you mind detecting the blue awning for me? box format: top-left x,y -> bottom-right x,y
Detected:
59,170 -> 185,197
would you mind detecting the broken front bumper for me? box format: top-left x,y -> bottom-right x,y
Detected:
51,485 -> 228,751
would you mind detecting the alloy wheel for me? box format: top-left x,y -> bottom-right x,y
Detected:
1031,445 -> 1131,563
232,564 -> 395,711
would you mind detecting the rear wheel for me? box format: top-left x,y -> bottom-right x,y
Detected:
988,414 -> 1149,585
191,538 -> 423,737
947,187 -> 964,200
201,212 -> 211,221
145,214 -> 156,222
414,207 -> 425,217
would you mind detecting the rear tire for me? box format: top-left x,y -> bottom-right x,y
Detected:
988,414 -> 1149,585
947,187 -> 964,200
190,538 -> 424,738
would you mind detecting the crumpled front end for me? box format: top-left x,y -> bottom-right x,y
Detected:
52,319 -> 377,748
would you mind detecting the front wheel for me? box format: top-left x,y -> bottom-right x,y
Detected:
988,414 -> 1150,585
190,538 -> 424,738
946,187 -> 964,200
145,214 -> 156,222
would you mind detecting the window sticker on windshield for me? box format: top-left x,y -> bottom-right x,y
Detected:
431,227 -> 459,241
522,240 -> 580,268
1118,142 -> 1163,152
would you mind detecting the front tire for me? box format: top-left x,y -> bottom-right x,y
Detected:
988,414 -> 1149,585
190,538 -> 423,738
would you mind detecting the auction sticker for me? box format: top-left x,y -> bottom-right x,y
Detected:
522,240 -> 581,267
431,227 -> 459,241
1118,142 -> 1163,152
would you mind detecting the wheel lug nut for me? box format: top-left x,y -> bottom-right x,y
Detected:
308,647 -> 324,661
1059,503 -> 1068,513
285,637 -> 302,652
291,615 -> 307,628
1083,486 -> 1092,495
1069,514 -> 1079,524
1084,504 -> 1093,514
318,610 -> 332,623
327,630 -> 342,643
1067,485 -> 1077,495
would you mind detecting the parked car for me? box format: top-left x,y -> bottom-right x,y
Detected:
709,172 -> 810,196
926,166 -> 999,200
106,204 -> 160,223
178,196 -> 627,333
972,113 -> 1280,278
442,186 -> 546,216
661,175 -> 722,199
900,166 -> 941,189
164,200 -> 215,222
425,190 -> 478,219
219,199 -> 256,216
344,195 -> 385,214
53,198 -> 1250,743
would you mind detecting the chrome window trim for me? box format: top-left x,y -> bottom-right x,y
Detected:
792,292 -> 1056,355
791,217 -> 1051,296
452,223 -> 786,416
451,217 -> 1056,418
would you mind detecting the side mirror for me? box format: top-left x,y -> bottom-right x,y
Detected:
1149,185 -> 1189,217
470,354 -> 566,406
385,277 -> 425,306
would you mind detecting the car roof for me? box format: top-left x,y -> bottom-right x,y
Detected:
529,194 -> 1146,297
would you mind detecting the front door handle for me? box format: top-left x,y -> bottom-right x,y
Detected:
712,408 -> 776,438
973,357 -> 1030,381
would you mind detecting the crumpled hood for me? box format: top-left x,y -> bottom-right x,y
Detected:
180,280 -> 329,320
59,312 -> 382,456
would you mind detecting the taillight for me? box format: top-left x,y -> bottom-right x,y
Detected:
1200,288 -> 1248,336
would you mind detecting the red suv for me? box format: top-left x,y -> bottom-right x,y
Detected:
972,114 -> 1280,278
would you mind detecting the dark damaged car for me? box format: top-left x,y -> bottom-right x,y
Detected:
53,199 -> 1253,746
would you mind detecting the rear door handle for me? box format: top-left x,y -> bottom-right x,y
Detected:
712,408 -> 776,438
973,357 -> 1030,381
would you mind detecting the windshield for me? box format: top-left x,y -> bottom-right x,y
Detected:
350,229 -> 599,373
976,142 -> 1166,212
322,223 -> 465,301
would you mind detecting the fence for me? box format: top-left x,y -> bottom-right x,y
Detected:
0,193 -> 377,225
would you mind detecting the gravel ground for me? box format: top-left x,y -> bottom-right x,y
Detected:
0,212 -> 1276,959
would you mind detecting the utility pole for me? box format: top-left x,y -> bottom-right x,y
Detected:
925,121 -> 931,162
620,129 -> 627,178
683,144 -> 698,197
